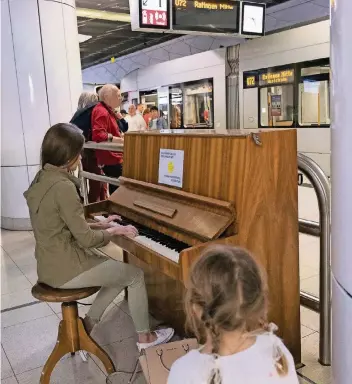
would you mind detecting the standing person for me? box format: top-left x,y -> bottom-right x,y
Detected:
149,106 -> 168,130
71,91 -> 108,204
120,109 -> 128,119
168,245 -> 299,384
125,104 -> 147,132
143,108 -> 151,127
137,103 -> 145,115
24,123 -> 174,350
91,84 -> 124,195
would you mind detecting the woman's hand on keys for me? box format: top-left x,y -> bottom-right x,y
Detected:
107,224 -> 138,238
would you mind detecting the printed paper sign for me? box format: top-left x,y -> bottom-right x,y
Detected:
158,149 -> 184,188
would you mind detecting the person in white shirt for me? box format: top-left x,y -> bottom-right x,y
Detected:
168,245 -> 299,384
125,104 -> 147,132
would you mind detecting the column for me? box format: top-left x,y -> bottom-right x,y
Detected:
330,1 -> 352,383
1,0 -> 82,230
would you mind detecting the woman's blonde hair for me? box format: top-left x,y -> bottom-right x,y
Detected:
77,91 -> 98,110
185,245 -> 289,381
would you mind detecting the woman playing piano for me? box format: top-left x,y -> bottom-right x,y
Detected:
24,123 -> 174,350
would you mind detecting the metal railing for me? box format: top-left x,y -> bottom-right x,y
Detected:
298,153 -> 331,366
79,143 -> 332,366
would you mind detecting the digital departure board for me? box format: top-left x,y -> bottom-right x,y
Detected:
172,0 -> 240,34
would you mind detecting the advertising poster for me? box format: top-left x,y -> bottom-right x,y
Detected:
271,94 -> 282,117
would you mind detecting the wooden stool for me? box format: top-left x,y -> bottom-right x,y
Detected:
32,283 -> 115,384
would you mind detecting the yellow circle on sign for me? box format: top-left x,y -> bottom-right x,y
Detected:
168,161 -> 174,173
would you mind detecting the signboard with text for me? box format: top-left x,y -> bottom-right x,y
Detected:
158,149 -> 184,188
173,0 -> 240,34
243,68 -> 295,88
139,0 -> 169,28
259,69 -> 294,86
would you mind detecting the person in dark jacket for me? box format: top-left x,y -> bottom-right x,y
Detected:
73,91 -> 108,203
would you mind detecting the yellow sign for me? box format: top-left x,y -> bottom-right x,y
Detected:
260,69 -> 294,86
167,161 -> 174,174
246,76 -> 256,87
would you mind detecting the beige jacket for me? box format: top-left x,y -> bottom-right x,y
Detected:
24,164 -> 110,287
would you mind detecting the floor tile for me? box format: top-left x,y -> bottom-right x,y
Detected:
1,377 -> 18,384
300,306 -> 319,332
299,264 -> 318,281
1,265 -> 32,295
1,247 -> 16,269
17,263 -> 38,285
298,187 -> 319,222
301,275 -> 319,297
16,354 -> 107,384
1,315 -> 60,375
5,246 -> 36,269
301,325 -> 316,338
1,347 -> 14,379
298,332 -> 332,384
1,303 -> 54,328
0,232 -> 35,254
91,305 -> 136,347
92,337 -> 139,374
299,238 -> 320,270
107,371 -> 146,384
1,289 -> 37,311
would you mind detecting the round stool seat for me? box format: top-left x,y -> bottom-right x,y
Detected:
32,283 -> 100,303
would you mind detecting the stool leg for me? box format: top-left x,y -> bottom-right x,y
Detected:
77,318 -> 116,375
40,321 -> 71,384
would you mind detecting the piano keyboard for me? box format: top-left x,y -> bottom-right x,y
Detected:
93,215 -> 189,263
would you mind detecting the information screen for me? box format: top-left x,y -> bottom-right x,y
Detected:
172,0 -> 240,34
139,0 -> 170,29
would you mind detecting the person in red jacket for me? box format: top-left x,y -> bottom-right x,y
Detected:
91,84 -> 124,195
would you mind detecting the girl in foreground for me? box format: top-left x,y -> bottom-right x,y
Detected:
168,246 -> 298,384
24,123 -> 173,350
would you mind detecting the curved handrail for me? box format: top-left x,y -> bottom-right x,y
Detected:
297,153 -> 331,366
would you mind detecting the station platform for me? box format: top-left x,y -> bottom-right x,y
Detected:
1,185 -> 330,384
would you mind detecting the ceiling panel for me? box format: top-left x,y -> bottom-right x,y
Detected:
76,0 -> 293,69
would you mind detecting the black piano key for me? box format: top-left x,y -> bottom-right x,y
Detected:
106,214 -> 189,252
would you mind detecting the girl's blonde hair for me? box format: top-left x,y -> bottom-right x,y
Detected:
185,245 -> 289,382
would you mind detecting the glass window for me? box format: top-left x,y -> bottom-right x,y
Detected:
183,79 -> 213,128
299,65 -> 330,126
260,85 -> 294,127
169,85 -> 183,129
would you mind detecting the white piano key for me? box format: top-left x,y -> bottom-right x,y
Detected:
93,216 -> 180,263
134,236 -> 180,263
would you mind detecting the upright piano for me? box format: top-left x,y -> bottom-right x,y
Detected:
84,129 -> 301,363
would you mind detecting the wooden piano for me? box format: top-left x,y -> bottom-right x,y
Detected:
84,129 -> 301,363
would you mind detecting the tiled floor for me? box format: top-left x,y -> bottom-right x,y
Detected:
0,185 -> 331,383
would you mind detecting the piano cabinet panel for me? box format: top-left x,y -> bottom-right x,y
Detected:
125,252 -> 187,336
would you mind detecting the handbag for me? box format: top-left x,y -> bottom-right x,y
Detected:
132,338 -> 199,384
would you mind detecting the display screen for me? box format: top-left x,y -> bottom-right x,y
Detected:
259,69 -> 294,86
139,0 -> 170,29
241,2 -> 265,36
172,0 -> 240,34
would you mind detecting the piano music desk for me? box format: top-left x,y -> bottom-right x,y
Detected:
84,129 -> 301,363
